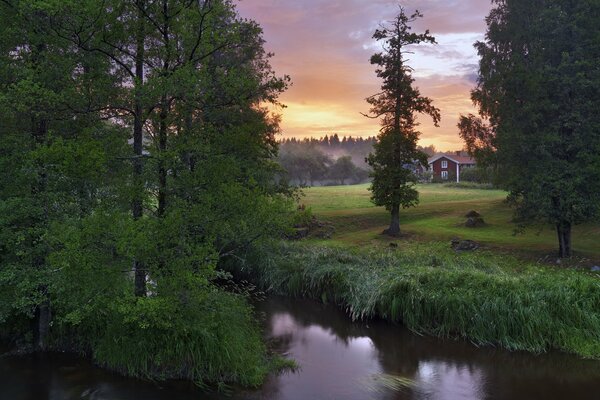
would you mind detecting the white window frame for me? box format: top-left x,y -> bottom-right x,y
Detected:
441,160 -> 448,169
441,171 -> 449,180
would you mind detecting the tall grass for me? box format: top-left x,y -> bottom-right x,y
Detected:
96,289 -> 269,387
54,285 -> 271,388
233,241 -> 600,358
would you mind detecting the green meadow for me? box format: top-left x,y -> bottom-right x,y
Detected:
301,183 -> 600,261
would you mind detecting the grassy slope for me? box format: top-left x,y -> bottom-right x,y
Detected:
301,183 -> 600,261
243,242 -> 600,359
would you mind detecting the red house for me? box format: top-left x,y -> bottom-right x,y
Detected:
428,152 -> 476,182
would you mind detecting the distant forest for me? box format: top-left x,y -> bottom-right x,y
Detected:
279,134 -> 437,186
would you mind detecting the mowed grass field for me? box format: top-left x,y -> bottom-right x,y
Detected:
301,183 -> 600,261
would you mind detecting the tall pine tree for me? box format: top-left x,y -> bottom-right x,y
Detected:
365,8 -> 440,236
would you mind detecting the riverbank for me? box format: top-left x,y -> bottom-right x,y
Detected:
4,296 -> 600,400
234,241 -> 600,359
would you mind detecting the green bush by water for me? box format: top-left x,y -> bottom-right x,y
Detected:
236,242 -> 600,358
92,288 -> 269,387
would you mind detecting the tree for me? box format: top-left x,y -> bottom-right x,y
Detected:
0,0 -> 292,386
279,145 -> 331,186
365,8 -> 440,236
0,0 -> 131,349
328,155 -> 358,185
462,0 -> 600,257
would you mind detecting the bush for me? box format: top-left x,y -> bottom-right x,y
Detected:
460,166 -> 493,183
90,285 -> 269,387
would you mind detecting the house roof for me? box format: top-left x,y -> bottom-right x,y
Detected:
428,153 -> 476,165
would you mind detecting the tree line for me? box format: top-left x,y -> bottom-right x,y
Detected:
278,135 -> 436,187
0,0 -> 291,386
278,136 -> 376,186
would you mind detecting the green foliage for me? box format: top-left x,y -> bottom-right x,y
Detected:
93,289 -> 269,387
291,207 -> 314,228
0,0 -> 294,388
458,166 -> 491,184
364,8 -> 440,234
238,241 -> 600,358
467,0 -> 600,256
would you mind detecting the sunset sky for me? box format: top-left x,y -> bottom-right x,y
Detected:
237,0 -> 492,151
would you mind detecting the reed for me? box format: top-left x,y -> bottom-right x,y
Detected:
235,241 -> 600,358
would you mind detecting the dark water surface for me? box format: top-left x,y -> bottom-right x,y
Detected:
1,297 -> 599,400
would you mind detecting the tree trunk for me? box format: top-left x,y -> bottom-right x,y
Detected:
34,296 -> 51,350
157,99 -> 167,217
30,41 -> 51,350
556,222 -> 572,258
157,1 -> 170,218
384,204 -> 401,236
133,2 -> 147,297
32,117 -> 51,350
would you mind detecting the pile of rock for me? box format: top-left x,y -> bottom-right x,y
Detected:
464,210 -> 485,228
451,238 -> 479,251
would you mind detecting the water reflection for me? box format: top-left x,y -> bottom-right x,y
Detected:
1,297 -> 599,400
253,297 -> 600,400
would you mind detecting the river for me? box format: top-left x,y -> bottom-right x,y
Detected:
1,297 -> 599,400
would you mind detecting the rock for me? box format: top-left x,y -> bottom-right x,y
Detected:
591,266 -> 600,272
451,239 -> 479,251
465,210 -> 481,218
288,227 -> 309,240
465,216 -> 486,228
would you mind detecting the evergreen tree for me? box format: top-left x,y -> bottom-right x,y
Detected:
365,8 -> 440,236
463,0 -> 600,257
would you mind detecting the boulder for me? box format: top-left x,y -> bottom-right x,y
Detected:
289,227 -> 309,240
465,216 -> 486,228
465,210 -> 481,218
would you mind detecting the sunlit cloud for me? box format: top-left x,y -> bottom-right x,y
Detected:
237,0 -> 492,150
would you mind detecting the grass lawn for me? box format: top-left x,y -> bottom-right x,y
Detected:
301,183 -> 600,262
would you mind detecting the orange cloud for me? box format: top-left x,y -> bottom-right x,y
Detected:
237,0 -> 491,151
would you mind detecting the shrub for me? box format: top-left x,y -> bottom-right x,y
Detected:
91,285 -> 270,387
460,166 -> 493,184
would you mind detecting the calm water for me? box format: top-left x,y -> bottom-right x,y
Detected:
1,297 -> 599,400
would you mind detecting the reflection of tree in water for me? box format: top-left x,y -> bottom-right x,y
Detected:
257,297 -> 600,400
0,351 -> 205,400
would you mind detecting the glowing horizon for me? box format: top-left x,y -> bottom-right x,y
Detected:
237,0 -> 492,151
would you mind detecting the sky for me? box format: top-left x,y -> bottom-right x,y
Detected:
236,0 -> 493,151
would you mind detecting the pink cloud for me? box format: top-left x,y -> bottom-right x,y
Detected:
237,0 -> 492,150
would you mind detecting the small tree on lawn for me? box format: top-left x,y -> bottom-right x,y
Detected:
365,8 -> 440,236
